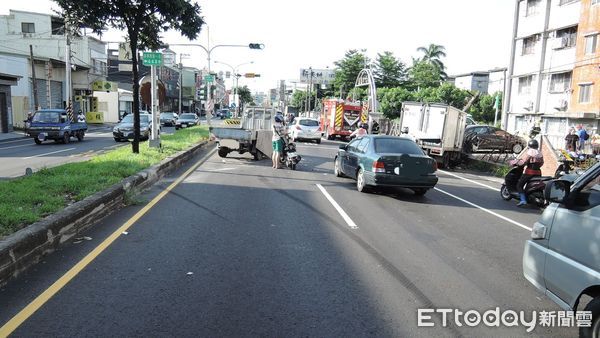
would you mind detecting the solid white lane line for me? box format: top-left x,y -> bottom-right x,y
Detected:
316,184 -> 359,229
434,187 -> 532,232
0,143 -> 33,150
0,138 -> 29,145
22,147 -> 77,159
438,170 -> 500,192
205,167 -> 236,172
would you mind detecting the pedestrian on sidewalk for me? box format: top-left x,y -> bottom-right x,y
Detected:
565,128 -> 579,152
576,124 -> 588,152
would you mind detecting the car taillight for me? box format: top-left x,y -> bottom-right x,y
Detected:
295,125 -> 302,130
372,160 -> 386,173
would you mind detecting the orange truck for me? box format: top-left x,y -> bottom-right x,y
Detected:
320,98 -> 367,140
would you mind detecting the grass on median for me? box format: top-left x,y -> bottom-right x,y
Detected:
0,126 -> 209,238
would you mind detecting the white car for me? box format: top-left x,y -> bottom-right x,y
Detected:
290,118 -> 321,144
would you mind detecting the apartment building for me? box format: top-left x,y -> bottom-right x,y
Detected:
505,0 -> 600,149
0,9 -> 107,129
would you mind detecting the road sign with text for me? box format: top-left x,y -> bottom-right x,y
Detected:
142,52 -> 163,66
204,75 -> 215,83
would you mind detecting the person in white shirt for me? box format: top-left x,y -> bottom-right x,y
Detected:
350,123 -> 367,139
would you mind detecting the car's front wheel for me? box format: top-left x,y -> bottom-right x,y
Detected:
580,296 -> 600,338
356,169 -> 370,193
413,188 -> 429,196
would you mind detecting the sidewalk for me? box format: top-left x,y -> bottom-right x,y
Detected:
0,123 -> 116,143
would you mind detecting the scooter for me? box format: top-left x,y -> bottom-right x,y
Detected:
280,135 -> 301,170
500,165 -> 553,207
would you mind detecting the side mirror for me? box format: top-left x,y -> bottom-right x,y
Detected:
339,144 -> 347,150
544,180 -> 570,204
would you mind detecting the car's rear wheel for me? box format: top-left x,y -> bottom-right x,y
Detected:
512,143 -> 524,154
580,296 -> 600,338
316,139 -> 321,144
114,137 -> 121,142
76,131 -> 84,141
356,169 -> 370,193
413,188 -> 429,196
334,157 -> 343,177
62,132 -> 70,144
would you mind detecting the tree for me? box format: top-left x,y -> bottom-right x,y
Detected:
373,51 -> 406,88
467,93 -> 500,123
53,0 -> 204,153
408,61 -> 442,90
378,87 -> 415,119
333,49 -> 370,98
235,85 -> 253,111
417,43 -> 447,79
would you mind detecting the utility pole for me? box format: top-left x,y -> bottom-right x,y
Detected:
29,45 -> 39,111
178,54 -> 183,116
64,18 -> 72,120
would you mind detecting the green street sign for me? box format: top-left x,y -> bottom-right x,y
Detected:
204,75 -> 215,83
143,52 -> 163,66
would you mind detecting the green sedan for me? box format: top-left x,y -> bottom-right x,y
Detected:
334,135 -> 439,195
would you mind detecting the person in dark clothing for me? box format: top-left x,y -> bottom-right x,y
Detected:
565,128 -> 579,151
511,139 -> 544,206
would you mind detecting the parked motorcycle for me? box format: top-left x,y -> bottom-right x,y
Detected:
500,165 -> 552,207
280,135 -> 301,170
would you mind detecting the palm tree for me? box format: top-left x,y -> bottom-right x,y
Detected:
417,44 -> 447,78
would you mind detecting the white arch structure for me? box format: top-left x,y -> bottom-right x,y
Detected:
354,68 -> 379,133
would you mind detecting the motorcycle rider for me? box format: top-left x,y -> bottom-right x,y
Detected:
510,139 -> 544,206
350,123 -> 367,139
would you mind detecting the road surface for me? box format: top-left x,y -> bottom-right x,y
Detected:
0,139 -> 574,337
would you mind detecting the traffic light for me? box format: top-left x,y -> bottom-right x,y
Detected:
196,86 -> 207,100
248,43 -> 264,50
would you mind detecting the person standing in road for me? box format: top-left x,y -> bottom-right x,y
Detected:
510,139 -> 544,207
272,115 -> 286,169
576,125 -> 588,152
565,128 -> 579,152
350,123 -> 367,139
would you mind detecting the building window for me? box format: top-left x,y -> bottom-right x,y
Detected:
578,84 -> 592,103
592,0 -> 599,5
549,72 -> 572,93
522,35 -> 539,55
519,75 -> 534,95
92,59 -> 107,76
526,0 -> 542,16
51,19 -> 64,35
585,34 -> 598,54
21,22 -> 35,33
559,0 -> 579,5
555,26 -> 577,48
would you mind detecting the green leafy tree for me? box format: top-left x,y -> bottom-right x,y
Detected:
408,61 -> 442,90
236,85 -> 253,111
378,87 -> 416,118
435,83 -> 470,108
53,0 -> 204,153
468,93 -> 500,123
373,51 -> 406,88
333,49 -> 370,98
417,43 -> 447,79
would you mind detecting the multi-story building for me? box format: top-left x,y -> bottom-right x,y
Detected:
0,9 -> 107,129
504,0 -> 599,149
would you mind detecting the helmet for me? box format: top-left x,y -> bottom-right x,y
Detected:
274,114 -> 284,123
401,126 -> 409,134
528,139 -> 539,149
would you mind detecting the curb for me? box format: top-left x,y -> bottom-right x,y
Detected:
0,140 -> 212,287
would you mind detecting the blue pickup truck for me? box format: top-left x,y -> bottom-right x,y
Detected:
27,109 -> 88,145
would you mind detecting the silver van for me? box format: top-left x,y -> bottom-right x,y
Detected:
523,162 -> 600,337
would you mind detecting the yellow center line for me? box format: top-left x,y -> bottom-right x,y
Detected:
0,147 -> 216,337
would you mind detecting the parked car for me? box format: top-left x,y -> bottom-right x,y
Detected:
463,125 -> 525,154
217,109 -> 231,119
334,135 -> 438,194
176,113 -> 199,129
159,112 -> 178,126
523,162 -> 600,337
113,114 -> 152,142
290,118 -> 321,144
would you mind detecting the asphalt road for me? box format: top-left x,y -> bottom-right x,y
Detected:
0,126 -> 121,179
0,139 -> 575,337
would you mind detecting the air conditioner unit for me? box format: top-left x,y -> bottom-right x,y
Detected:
554,99 -> 568,111
524,101 -> 534,111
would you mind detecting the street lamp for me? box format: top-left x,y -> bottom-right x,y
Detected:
214,60 -> 254,117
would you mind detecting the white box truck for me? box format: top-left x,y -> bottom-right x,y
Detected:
400,102 -> 467,168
